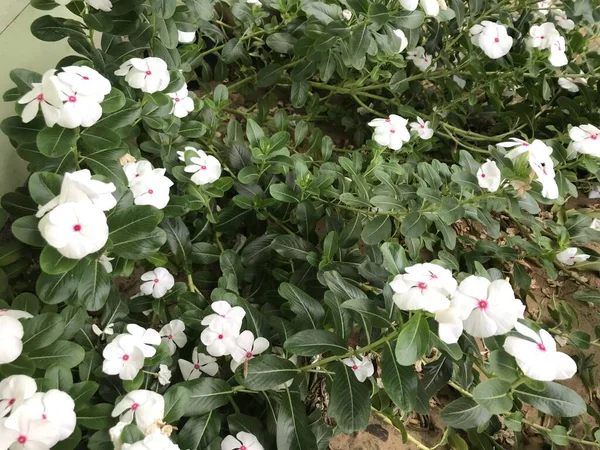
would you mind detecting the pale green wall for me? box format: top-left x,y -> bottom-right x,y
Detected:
0,3 -> 75,196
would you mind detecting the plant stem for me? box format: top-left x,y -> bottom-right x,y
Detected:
186,273 -> 200,294
266,212 -> 296,235
371,408 -> 432,450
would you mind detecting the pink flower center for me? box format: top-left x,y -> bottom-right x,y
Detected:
83,76 -> 90,80
201,165 -> 207,170
424,58 -> 429,62
68,95 -> 77,103
145,70 -> 152,75
481,173 -> 486,178
122,354 -> 130,361
73,224 -> 82,232
174,98 -> 180,102
42,414 -> 47,420
478,299 -> 488,309
194,364 -> 200,369
17,436 -> 27,444
352,365 -> 358,371
385,118 -> 390,123
429,272 -> 438,279
135,173 -> 140,178
494,37 -> 500,43
246,351 -> 253,359
219,314 -> 226,318
592,135 -> 598,140
417,282 -> 428,291
540,36 -> 545,39
218,334 -> 224,340
241,446 -> 247,450
0,309 -> 7,312
523,142 -> 529,147
37,94 -> 44,102
420,124 -> 425,129
148,189 -> 154,194
390,129 -> 396,134
8,398 -> 15,406
131,403 -> 139,411
167,334 -> 173,340
537,343 -> 546,352
154,278 -> 160,283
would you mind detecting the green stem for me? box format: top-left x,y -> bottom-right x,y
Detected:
371,408 -> 432,450
266,212 -> 296,235
186,273 -> 200,294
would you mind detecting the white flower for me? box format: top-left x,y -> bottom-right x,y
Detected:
420,0 -> 439,16
453,75 -> 466,89
390,263 -> 457,313
556,248 -> 590,265
393,29 -> 408,53
569,124 -> 600,157
158,365 -> 171,386
0,310 -> 33,320
112,390 -> 165,432
179,349 -> 219,380
92,323 -> 114,338
160,319 -> 187,355
590,186 -> 600,198
13,390 -> 76,441
57,66 -> 111,99
400,0 -> 418,10
342,9 -> 352,20
109,421 -> 129,450
184,151 -> 222,186
98,255 -> 115,273
498,137 -> 529,150
477,160 -> 501,192
230,331 -> 270,372
553,9 -> 574,31
528,147 -> 555,179
549,36 -> 568,67
342,355 -> 374,382
410,117 -> 434,140
201,300 -> 246,331
406,46 -> 433,71
435,306 -> 465,344
102,335 -> 145,380
56,84 -> 103,129
129,169 -> 174,209
17,69 -> 63,127
0,316 -> 25,365
115,58 -> 170,94
123,430 -> 180,450
474,21 -> 513,59
177,146 -> 204,162
536,0 -> 550,15
558,77 -> 585,92
140,268 -> 175,299
368,114 -> 411,150
201,320 -> 240,357
124,161 -> 155,185
504,323 -> 577,381
528,22 -> 559,49
168,85 -> 195,118
85,0 -> 112,11
0,375 -> 37,418
38,202 -> 109,259
590,219 -> 600,230
177,30 -> 196,44
0,416 -> 59,449
222,432 -> 264,450
538,175 -> 559,200
247,0 -> 261,4
125,324 -> 162,357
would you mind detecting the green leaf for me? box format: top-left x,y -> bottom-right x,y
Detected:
178,411 -> 220,450
222,37 -> 245,64
257,64 -> 284,87
179,121 -> 207,138
548,425 -> 570,446
121,424 -> 145,444
123,369 -> 145,392
0,355 -> 36,377
36,267 -> 78,305
163,386 -> 191,423
236,355 -> 298,391
44,364 -> 74,391
191,242 -> 220,264
182,378 -> 232,416
347,0 -> 369,13
81,127 -> 121,151
28,340 -> 85,369
60,305 -> 87,340
269,183 -> 300,203
341,298 -> 392,328
361,216 -> 391,245
77,404 -> 116,430
302,2 -> 342,24
11,216 -> 46,247
322,270 -> 367,300
28,172 -> 62,205
472,379 -> 512,414
277,388 -> 318,450
284,330 -> 347,356
488,350 -> 518,382
291,81 -> 309,108
440,398 -> 493,430
1,116 -> 44,143
0,241 -> 24,266
394,10 -> 425,29
380,242 -> 409,275
108,206 -> 166,259
12,293 -> 40,315
101,88 -> 126,114
271,235 -> 317,261
21,312 -> 65,352
40,246 -> 79,275
266,33 -> 296,54
279,282 -> 325,329
68,381 -> 99,411
514,382 -> 586,417
324,292 -> 353,341
246,119 -> 264,147
395,314 -> 429,366
349,24 -> 371,62
160,217 -> 192,267
94,100 -> 142,129
400,212 -> 427,238
77,259 -> 111,311
241,235 -> 276,266
36,127 -> 77,157
380,341 -> 417,411
327,362 -> 370,433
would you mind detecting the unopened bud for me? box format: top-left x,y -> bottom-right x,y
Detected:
119,153 -> 136,166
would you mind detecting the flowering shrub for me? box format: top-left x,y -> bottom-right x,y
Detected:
1,0 -> 600,449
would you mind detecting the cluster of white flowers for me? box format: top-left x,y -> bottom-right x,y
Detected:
36,169 -> 116,259
123,160 -> 174,209
0,376 -> 76,449
390,263 -> 576,381
368,114 -> 433,150
18,66 -> 111,128
115,58 -> 170,94
178,146 -> 223,186
0,309 -> 32,364
528,21 -> 568,67
56,0 -> 112,12
470,21 -> 513,59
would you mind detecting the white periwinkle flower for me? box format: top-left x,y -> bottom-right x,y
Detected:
13,390 -> 76,441
435,306 -> 465,344
123,430 -> 180,450
179,349 -> 219,380
590,186 -> 600,199
368,114 -> 411,150
115,57 -> 170,94
0,314 -> 27,365
556,248 -> 590,265
184,150 -> 222,186
453,75 -> 467,89
247,0 -> 261,4
537,174 -> 559,200
109,421 -> 128,450
56,85 -> 103,129
230,331 -> 270,372
125,324 -> 162,358
98,255 -> 115,273
342,9 -> 352,20
201,320 -> 240,357
406,46 -> 433,71
140,268 -> 175,299
569,124 -> 600,157
160,319 -> 187,355
420,0 -> 440,16
504,323 -> 577,381
590,219 -> 600,231
222,432 -> 264,450
393,29 -> 408,53
528,22 -> 559,49
471,21 -> 513,59
477,160 -> 501,192
102,335 -> 145,380
342,355 -> 374,382
128,168 -> 174,209
92,322 -> 115,338
57,65 -> 111,99
177,30 -> 196,44
549,36 -> 568,67
112,390 -> 165,432
158,365 -> 172,386
410,117 -> 434,140
0,375 -> 37,418
17,69 -> 63,127
400,0 -> 418,10
558,76 -> 586,93
553,9 -> 574,31
201,300 -> 246,330
390,263 -> 457,313
168,85 -> 195,118
0,415 -> 59,449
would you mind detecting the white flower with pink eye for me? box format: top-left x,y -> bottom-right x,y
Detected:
435,306 -> 466,344
420,0 -> 440,16
537,174 -> 559,200
221,432 -> 265,450
477,160 -> 501,193
55,83 -> 103,129
178,348 -> 219,380
504,322 -> 577,381
553,9 -> 574,31
129,169 -> 174,209
122,430 -> 180,450
102,335 -> 145,380
12,390 -> 76,441
368,114 -> 411,151
471,21 -> 513,59
57,65 -> 111,100
556,248 -> 590,266
549,36 -> 568,67
125,324 -> 162,357
201,300 -> 246,331
123,161 -> 154,186
168,85 -> 195,118
115,57 -> 170,94
158,365 -> 171,386
177,146 -> 204,162
406,46 -> 433,71
536,0 -> 550,15
400,0 -> 418,10
160,319 -> 187,355
0,315 -> 26,365
390,263 -> 457,313
111,390 -> 165,431
109,421 -> 128,450
200,320 -> 240,357
184,150 -> 222,186
0,415 -> 59,450
410,117 -> 433,140
17,69 -> 63,127
177,30 -> 196,44
528,22 -> 559,50
342,355 -> 374,382
393,29 -> 408,52
230,331 -> 270,372
569,124 -> 600,157
0,375 -> 37,418
140,268 -> 175,299
342,9 -> 352,20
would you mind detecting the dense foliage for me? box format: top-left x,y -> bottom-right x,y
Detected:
1,0 -> 600,449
